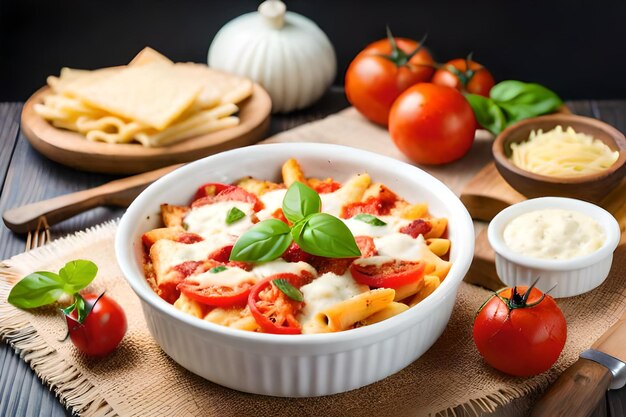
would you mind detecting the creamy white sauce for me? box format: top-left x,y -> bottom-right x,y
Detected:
191,266 -> 257,287
184,201 -> 254,238
153,234 -> 236,276
251,259 -> 317,280
343,215 -> 411,238
298,272 -> 368,328
503,208 -> 605,260
374,233 -> 429,261
256,189 -> 287,220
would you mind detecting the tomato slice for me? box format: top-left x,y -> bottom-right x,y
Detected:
350,259 -> 425,289
248,273 -> 304,334
191,184 -> 264,211
192,182 -> 234,201
341,195 -> 397,219
355,236 -> 377,257
177,267 -> 256,307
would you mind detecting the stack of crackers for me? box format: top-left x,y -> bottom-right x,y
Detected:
34,48 -> 253,147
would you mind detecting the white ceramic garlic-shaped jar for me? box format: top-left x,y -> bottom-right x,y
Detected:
208,0 -> 336,113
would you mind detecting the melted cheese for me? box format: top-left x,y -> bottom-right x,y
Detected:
298,272 -> 368,326
374,233 -> 428,261
343,215 -> 411,238
184,201 -> 254,238
256,189 -> 287,220
320,191 -> 345,217
251,259 -> 317,279
191,266 -> 257,287
152,234 -> 236,277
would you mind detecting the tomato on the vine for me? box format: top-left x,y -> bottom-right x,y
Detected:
473,282 -> 567,377
388,83 -> 476,165
432,57 -> 495,97
345,29 -> 434,126
65,293 -> 127,357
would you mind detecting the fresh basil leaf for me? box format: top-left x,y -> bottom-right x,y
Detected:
73,293 -> 88,323
230,219 -> 293,262
209,265 -> 228,273
225,207 -> 245,225
58,260 -> 98,293
491,81 -> 562,124
273,278 -> 304,302
294,213 -> 361,258
354,213 -> 387,226
8,271 -> 65,309
465,94 -> 507,135
282,181 -> 321,223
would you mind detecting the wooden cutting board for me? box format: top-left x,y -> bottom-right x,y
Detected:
20,84 -> 271,175
461,162 -> 626,291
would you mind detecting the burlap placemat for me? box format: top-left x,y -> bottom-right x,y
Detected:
1,108 -> 625,417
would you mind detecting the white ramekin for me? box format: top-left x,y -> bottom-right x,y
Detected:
115,143 -> 474,397
488,197 -> 621,298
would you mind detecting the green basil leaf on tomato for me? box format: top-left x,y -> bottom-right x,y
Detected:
248,275 -> 302,334
58,259 -> 98,293
230,219 -> 293,262
465,94 -> 507,136
273,278 -> 304,302
282,181 -> 321,223
8,271 -> 65,309
225,207 -> 246,225
353,213 -> 387,226
209,265 -> 228,274
294,213 -> 361,258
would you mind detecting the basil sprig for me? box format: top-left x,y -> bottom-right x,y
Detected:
8,260 -> 98,323
353,213 -> 387,226
225,207 -> 245,225
273,279 -> 304,302
230,182 -> 361,262
466,80 -> 563,135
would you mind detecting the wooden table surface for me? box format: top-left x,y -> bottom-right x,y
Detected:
1,90 -> 625,417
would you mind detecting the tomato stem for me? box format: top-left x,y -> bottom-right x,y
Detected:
380,26 -> 428,68
508,277 -> 546,309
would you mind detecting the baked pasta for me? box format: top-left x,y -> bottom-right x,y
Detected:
141,158 -> 452,334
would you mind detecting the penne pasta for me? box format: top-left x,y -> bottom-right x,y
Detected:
358,302 -> 409,326
426,238 -> 451,257
281,158 -> 307,186
424,218 -> 448,239
409,275 -> 441,307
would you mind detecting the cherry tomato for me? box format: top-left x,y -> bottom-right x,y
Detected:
192,184 -> 263,211
432,58 -> 495,97
248,274 -> 304,334
177,266 -> 256,307
350,259 -> 425,289
473,283 -> 567,377
345,33 -> 434,126
389,83 -> 476,165
65,293 -> 126,357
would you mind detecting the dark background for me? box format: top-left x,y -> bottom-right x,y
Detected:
1,0 -> 625,102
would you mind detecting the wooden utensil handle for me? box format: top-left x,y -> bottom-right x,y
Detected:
2,164 -> 181,233
531,358 -> 612,417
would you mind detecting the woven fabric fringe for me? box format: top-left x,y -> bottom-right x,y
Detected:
0,220 -> 119,417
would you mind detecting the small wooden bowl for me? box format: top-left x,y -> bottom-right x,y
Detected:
492,114 -> 626,202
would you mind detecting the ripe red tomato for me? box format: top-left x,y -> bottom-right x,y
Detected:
248,274 -> 304,334
65,293 -> 127,357
345,34 -> 434,126
191,184 -> 263,211
388,83 -> 476,165
432,58 -> 495,97
178,269 -> 256,308
473,284 -> 567,377
350,259 -> 425,289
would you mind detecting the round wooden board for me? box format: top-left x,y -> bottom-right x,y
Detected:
20,84 -> 272,174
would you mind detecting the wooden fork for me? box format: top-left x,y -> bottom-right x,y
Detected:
25,217 -> 51,251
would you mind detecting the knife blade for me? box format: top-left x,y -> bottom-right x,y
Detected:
2,163 -> 182,233
531,307 -> 626,417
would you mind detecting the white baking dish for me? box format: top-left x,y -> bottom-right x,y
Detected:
488,197 -> 621,298
115,143 -> 474,397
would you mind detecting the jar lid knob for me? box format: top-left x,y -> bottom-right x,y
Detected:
258,0 -> 286,29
